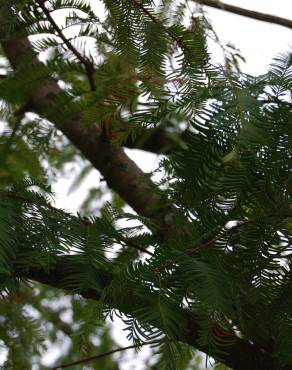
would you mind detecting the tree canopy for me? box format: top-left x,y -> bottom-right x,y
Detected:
0,1 -> 291,369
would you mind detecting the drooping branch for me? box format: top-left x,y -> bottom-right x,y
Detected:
194,0 -> 292,30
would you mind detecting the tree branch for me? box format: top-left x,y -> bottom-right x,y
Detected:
18,256 -> 287,370
124,126 -> 179,154
51,340 -> 159,369
35,0 -> 96,91
0,190 -> 154,257
195,0 -> 292,30
155,220 -> 255,272
1,36 -> 173,234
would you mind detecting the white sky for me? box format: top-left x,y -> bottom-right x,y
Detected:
207,0 -> 292,75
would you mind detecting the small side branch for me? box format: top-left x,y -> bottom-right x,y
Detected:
195,0 -> 292,30
0,191 -> 154,257
121,236 -> 154,257
35,0 -> 96,91
0,190 -> 62,214
156,220 -> 255,272
187,219 -> 255,254
132,0 -> 184,49
51,340 -> 159,369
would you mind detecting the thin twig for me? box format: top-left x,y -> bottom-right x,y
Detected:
131,0 -> 216,78
0,190 -> 62,214
121,236 -> 154,257
186,219 -> 255,254
0,191 -> 154,257
132,0 -> 184,49
51,339 -> 159,369
0,191 -> 30,203
35,0 -> 96,91
194,0 -> 292,30
155,220 -> 255,272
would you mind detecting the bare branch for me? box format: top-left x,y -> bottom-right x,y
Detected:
195,0 -> 292,30
120,236 -> 154,257
51,340 -> 159,369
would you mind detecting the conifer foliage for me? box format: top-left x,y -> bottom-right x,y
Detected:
0,1 -> 291,369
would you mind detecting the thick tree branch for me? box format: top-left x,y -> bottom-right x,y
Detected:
19,256 -> 289,370
195,0 -> 292,30
1,36 -> 173,233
